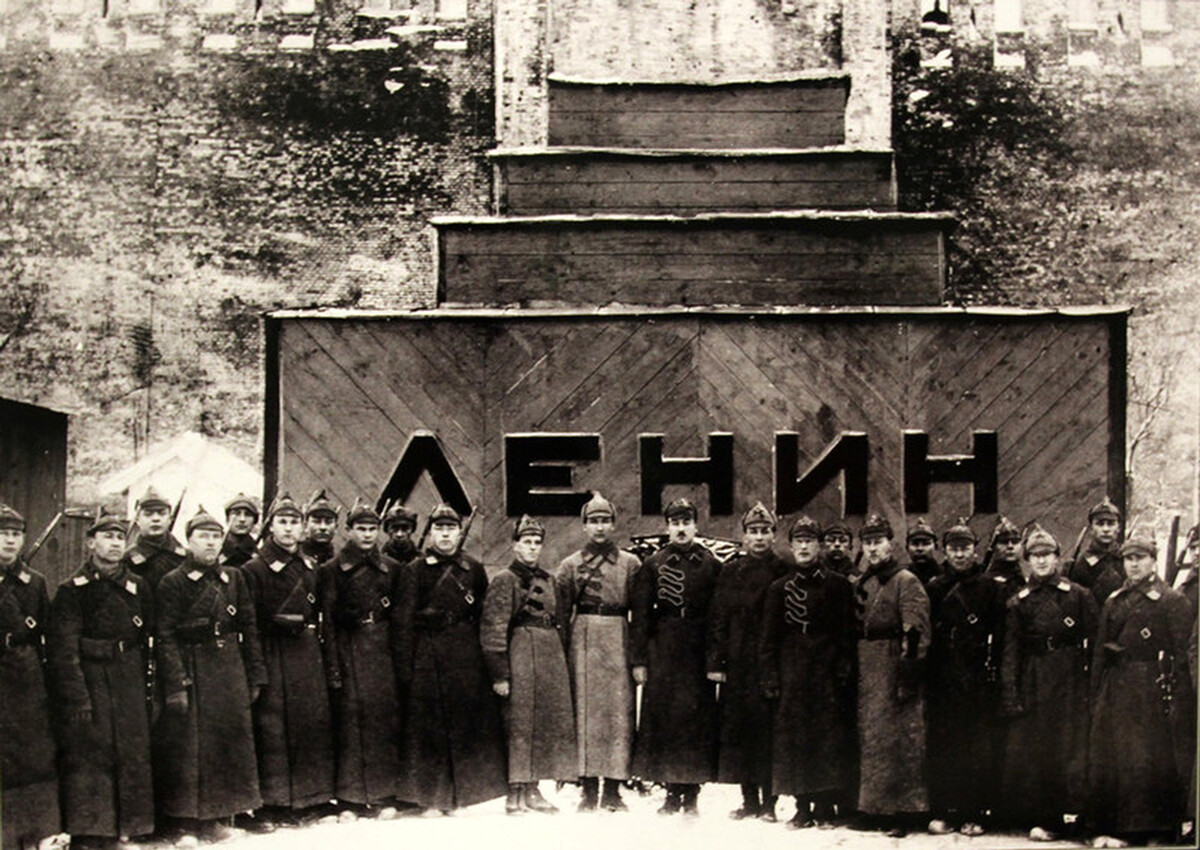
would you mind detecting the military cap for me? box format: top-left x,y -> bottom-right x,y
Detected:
513,515 -> 545,540
304,489 -> 339,521
821,519 -> 853,540
741,501 -> 776,530
429,503 -> 462,526
382,503 -> 418,533
1022,523 -> 1059,557
136,486 -> 171,512
581,493 -> 616,522
664,498 -> 698,522
859,513 -> 894,540
942,518 -> 978,547
788,514 -> 822,540
185,505 -> 224,537
87,506 -> 128,537
224,493 -> 260,521
346,497 -> 381,528
1087,496 -> 1122,523
992,515 -> 1021,543
1119,534 -> 1157,560
906,517 -> 937,544
0,503 -> 26,532
266,492 -> 303,522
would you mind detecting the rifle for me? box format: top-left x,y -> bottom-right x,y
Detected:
1156,650 -> 1176,718
168,487 -> 188,536
457,510 -> 477,554
1164,514 -> 1182,587
984,632 -> 998,684
415,512 -> 435,552
24,511 -> 64,563
1069,523 -> 1090,566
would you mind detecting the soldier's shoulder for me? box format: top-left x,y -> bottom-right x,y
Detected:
617,549 -> 642,568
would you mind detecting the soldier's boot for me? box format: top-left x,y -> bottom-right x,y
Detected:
505,784 -> 527,815
759,795 -> 779,823
658,786 -> 682,816
524,783 -> 559,814
601,778 -> 629,812
788,799 -> 815,830
730,784 -> 760,819
577,777 -> 600,813
681,785 -> 700,817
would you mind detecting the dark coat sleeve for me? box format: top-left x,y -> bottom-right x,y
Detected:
627,553 -> 654,669
47,582 -> 90,713
390,559 -> 416,690
156,573 -> 191,696
480,570 -> 517,684
233,570 -> 268,688
1000,598 -> 1023,712
706,561 -> 728,676
316,563 -> 341,688
758,579 -> 784,694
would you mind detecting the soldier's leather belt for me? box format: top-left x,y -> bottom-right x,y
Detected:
80,636 -> 142,659
1106,647 -> 1164,665
513,612 -> 558,629
1,630 -> 38,649
652,606 -> 692,619
861,629 -> 902,641
414,610 -> 475,631
266,620 -> 317,636
333,611 -> 383,629
1021,634 -> 1083,654
176,622 -> 239,643
576,603 -> 626,617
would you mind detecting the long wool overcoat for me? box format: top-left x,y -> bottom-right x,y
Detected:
48,562 -> 154,838
480,560 -> 577,783
393,550 -> 507,810
1068,541 -> 1123,608
317,544 -> 403,806
241,539 -> 335,809
125,533 -> 186,591
630,541 -> 720,784
219,532 -> 258,569
155,558 -> 267,820
555,541 -> 642,779
0,561 -> 61,850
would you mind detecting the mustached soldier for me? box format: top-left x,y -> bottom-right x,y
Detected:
124,486 -> 186,591
820,520 -> 856,577
220,494 -> 260,569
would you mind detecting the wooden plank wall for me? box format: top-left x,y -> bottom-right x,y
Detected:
0,398 -> 70,582
275,313 -> 1121,572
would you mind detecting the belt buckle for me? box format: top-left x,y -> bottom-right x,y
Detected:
24,616 -> 36,630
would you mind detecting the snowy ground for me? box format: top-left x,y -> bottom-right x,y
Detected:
178,783 -> 1086,850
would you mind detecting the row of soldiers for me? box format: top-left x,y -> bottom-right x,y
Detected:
0,488 -> 1196,850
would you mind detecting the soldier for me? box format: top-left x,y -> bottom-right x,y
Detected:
1089,533 -> 1196,847
393,504 -> 506,812
760,515 -> 856,829
631,497 -> 720,816
124,486 -> 185,591
1171,524 -> 1199,615
984,516 -> 1025,603
48,508 -> 154,846
852,513 -> 931,837
905,518 -> 942,587
820,519 -> 856,576
317,498 -> 402,815
554,493 -> 642,813
998,524 -> 1096,841
925,519 -> 1005,836
1067,497 -> 1124,607
480,516 -> 576,815
301,489 -> 339,566
708,502 -> 786,821
382,504 -> 419,565
240,493 -> 336,822
154,507 -> 267,841
0,503 -> 62,850
220,494 -> 259,569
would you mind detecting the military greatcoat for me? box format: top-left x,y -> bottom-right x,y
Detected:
0,560 -> 61,850
630,541 -> 720,784
1089,575 -> 1196,835
1068,540 -> 1124,608
241,539 -> 335,809
317,544 -> 401,806
48,562 -> 154,838
155,557 -> 267,820
393,551 -> 507,810
480,560 -> 577,783
555,541 -> 642,779
220,533 -> 258,569
708,549 -> 786,788
125,532 -> 186,591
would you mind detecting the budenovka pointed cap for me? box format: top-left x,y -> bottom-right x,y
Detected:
992,515 -> 1021,543
664,497 -> 698,522
741,501 -> 776,530
1022,522 -> 1059,556
185,505 -> 224,537
383,503 -> 418,532
513,515 -> 545,540
581,493 -> 616,522
224,493 -> 260,520
822,518 -> 852,539
1119,532 -> 1157,559
859,513 -> 894,540
136,486 -> 171,512
788,514 -> 822,541
429,503 -> 462,526
942,517 -> 977,547
266,492 -> 303,522
0,502 -> 26,532
304,488 -> 339,520
346,497 -> 381,528
1088,496 -> 1121,523
906,517 -> 937,544
87,506 -> 128,536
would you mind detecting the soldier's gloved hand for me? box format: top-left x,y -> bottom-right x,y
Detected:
706,672 -> 727,683
493,680 -> 511,698
631,666 -> 648,686
166,690 -> 189,714
66,706 -> 93,725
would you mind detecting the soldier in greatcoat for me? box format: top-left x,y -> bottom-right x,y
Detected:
984,516 -> 1025,602
925,519 -> 1005,837
998,524 -> 1097,842
48,509 -> 154,845
124,487 -> 185,591
554,493 -> 642,812
1088,533 -> 1196,846
631,497 -> 720,816
382,504 -> 419,566
760,515 -> 856,829
708,502 -> 786,821
240,493 -> 335,821
220,494 -> 260,569
1171,524 -> 1199,615
155,508 -> 267,840
852,513 -> 931,837
317,499 -> 402,813
301,490 -> 338,566
393,503 -> 507,812
0,502 -> 62,850
820,519 -> 856,577
1067,497 -> 1125,607
480,515 -> 576,815
905,518 -> 942,587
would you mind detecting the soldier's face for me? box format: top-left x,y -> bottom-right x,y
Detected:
861,535 -> 893,565
1092,517 -> 1120,545
995,538 -> 1020,561
513,533 -> 543,566
584,515 -> 614,545
306,515 -> 337,543
667,516 -> 697,546
139,506 -> 170,536
188,528 -> 223,565
387,523 -> 414,543
0,528 -> 25,565
907,538 -> 936,561
790,535 -> 820,565
348,521 -> 379,550
271,514 -> 303,548
1189,539 -> 1200,564
1026,549 -> 1058,579
743,523 -> 775,556
227,508 -> 256,535
822,532 -> 851,557
1123,551 -> 1155,584
88,528 -> 127,565
945,542 -> 977,572
430,521 -> 462,555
